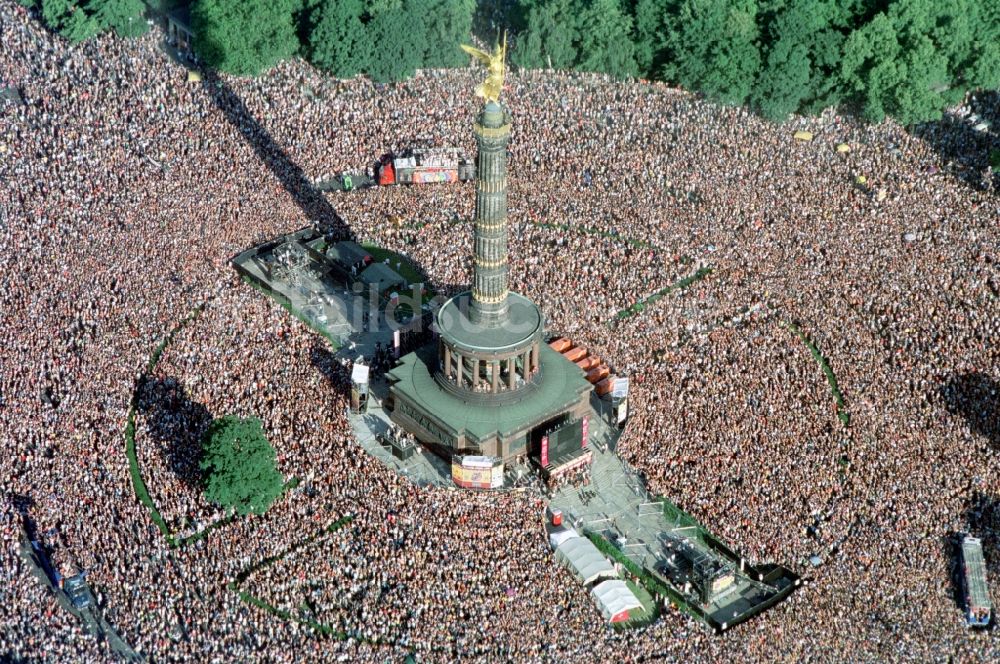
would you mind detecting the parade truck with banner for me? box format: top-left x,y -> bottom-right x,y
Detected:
452,455 -> 504,489
377,147 -> 475,186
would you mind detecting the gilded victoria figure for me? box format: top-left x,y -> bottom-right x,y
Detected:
460,32 -> 506,103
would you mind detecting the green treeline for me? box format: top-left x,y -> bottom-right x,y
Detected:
19,0 -> 148,42
19,0 -> 475,80
512,0 -> 1000,124
20,0 -> 1000,125
188,0 -> 476,79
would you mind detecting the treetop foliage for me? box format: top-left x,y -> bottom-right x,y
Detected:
185,0 -> 474,80
192,0 -> 300,77
513,0 -> 1000,124
199,416 -> 284,516
21,0 -> 1000,125
304,0 -> 475,81
26,0 -> 147,43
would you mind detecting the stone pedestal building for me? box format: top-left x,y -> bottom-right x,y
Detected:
387,101 -> 591,462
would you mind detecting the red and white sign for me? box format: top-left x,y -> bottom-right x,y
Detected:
611,609 -> 631,623
581,416 -> 589,448
540,435 -> 549,467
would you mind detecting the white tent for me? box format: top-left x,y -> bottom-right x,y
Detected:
591,579 -> 643,623
548,526 -> 580,550
554,537 -> 616,586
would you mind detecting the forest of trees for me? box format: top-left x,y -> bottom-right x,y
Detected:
18,0 -> 475,79
18,0 -> 1000,126
187,0 -> 475,79
19,0 -> 148,42
511,0 -> 1000,125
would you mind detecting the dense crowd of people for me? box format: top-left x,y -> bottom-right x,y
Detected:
1,1 -> 998,661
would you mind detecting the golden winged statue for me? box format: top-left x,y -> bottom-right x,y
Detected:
460,32 -> 506,104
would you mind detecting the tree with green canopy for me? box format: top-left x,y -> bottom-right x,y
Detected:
39,0 -> 99,43
662,0 -> 762,106
882,0 -> 956,123
752,39 -> 812,121
840,12 -> 902,122
575,0 -> 638,78
632,0 -> 679,76
40,0 -> 73,28
512,0 -> 580,71
307,0 -> 473,80
964,1 -> 1000,93
60,5 -> 101,43
87,0 -> 148,38
33,0 -> 147,42
365,3 -> 427,82
192,0 -> 300,76
307,0 -> 371,78
199,416 -> 284,516
839,0 -> 1000,125
751,0 -> 849,120
421,0 -> 476,68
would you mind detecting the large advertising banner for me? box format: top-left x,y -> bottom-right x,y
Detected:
540,435 -> 549,467
413,169 -> 458,184
452,456 -> 504,489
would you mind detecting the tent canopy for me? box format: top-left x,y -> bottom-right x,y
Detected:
548,527 -> 580,550
591,579 -> 642,622
360,262 -> 406,293
554,537 -> 616,586
327,240 -> 372,268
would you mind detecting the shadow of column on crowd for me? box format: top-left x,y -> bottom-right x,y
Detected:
941,529 -> 964,616
199,68 -> 352,238
135,376 -> 213,489
937,371 -> 999,452
8,492 -> 37,540
911,91 -> 999,193
965,492 -> 1000,571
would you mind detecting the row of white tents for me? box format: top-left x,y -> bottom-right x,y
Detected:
550,527 -> 643,623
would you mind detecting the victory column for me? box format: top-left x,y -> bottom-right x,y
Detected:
387,36 -> 593,461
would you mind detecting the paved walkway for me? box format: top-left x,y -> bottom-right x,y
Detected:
554,418 -> 715,568
549,418 -> 798,627
550,421 -> 674,570
348,396 -> 454,488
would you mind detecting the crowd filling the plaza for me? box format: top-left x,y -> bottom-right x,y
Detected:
1,3 -> 998,662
